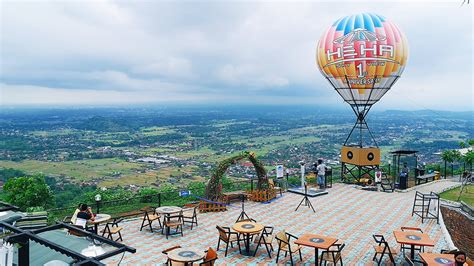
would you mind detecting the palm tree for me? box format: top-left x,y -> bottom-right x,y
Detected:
464,150 -> 474,172
451,150 -> 462,177
441,150 -> 455,178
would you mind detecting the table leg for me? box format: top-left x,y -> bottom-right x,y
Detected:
315,247 -> 319,266
246,233 -> 251,254
94,224 -> 98,235
410,244 -> 415,260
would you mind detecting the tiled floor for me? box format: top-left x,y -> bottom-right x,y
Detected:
104,180 -> 459,265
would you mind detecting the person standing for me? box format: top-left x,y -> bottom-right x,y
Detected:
399,163 -> 409,189
316,159 -> 327,189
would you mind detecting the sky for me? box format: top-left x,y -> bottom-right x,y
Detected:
0,0 -> 472,111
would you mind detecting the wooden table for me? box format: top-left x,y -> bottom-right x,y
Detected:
295,233 -> 338,266
167,247 -> 205,266
394,231 -> 435,260
419,253 -> 467,265
87,214 -> 111,234
156,206 -> 183,215
156,206 -> 183,235
232,221 -> 264,256
223,191 -> 246,203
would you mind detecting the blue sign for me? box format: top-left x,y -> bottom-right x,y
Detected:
179,190 -> 191,197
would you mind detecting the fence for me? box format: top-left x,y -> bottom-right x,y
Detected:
47,173 -> 343,222
47,179 -> 252,222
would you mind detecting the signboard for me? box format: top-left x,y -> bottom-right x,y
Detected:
179,190 -> 191,197
276,165 -> 284,178
375,170 -> 382,183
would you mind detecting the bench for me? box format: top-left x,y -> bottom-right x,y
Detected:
222,191 -> 247,204
416,173 -> 436,185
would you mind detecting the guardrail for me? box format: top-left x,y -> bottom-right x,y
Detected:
46,174 -> 340,222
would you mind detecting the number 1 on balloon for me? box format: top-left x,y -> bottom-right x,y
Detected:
356,63 -> 365,78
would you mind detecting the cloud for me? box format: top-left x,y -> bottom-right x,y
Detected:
0,1 -> 472,110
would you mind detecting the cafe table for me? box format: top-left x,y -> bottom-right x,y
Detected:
393,231 -> 435,260
232,221 -> 264,256
155,206 -> 183,215
295,233 -> 338,266
87,214 -> 111,234
167,247 -> 205,266
419,253 -> 467,266
155,206 -> 183,235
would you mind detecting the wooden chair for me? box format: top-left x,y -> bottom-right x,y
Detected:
401,226 -> 424,253
162,245 -> 183,266
269,179 -> 283,196
140,207 -> 162,232
163,212 -> 184,239
101,222 -> 123,242
67,224 -> 88,237
182,204 -> 198,230
404,254 -> 426,266
200,247 -> 218,266
275,231 -> 302,265
372,234 -> 397,265
441,249 -> 458,254
320,243 -> 345,265
62,216 -> 73,224
216,225 -> 241,256
253,226 -> 274,258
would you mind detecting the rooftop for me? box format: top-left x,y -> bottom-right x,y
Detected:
98,180 -> 458,265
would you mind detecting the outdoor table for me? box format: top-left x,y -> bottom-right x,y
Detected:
87,214 -> 111,234
156,206 -> 183,215
232,221 -> 264,256
156,206 -> 183,235
167,247 -> 205,266
419,253 -> 467,266
294,233 -> 338,266
393,231 -> 435,260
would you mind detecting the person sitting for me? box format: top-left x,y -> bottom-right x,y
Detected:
74,204 -> 95,229
454,251 -> 467,266
70,203 -> 82,225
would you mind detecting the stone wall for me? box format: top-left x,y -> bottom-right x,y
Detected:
441,206 -> 474,258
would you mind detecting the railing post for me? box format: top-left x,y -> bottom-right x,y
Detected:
250,178 -> 254,192
158,193 -> 161,207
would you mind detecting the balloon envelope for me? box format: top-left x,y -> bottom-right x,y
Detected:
316,13 -> 408,106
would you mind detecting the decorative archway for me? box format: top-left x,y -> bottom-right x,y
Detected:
205,151 -> 269,200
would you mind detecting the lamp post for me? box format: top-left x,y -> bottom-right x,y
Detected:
95,194 -> 102,214
388,160 -> 392,176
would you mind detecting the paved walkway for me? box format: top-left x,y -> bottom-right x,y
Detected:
104,180 -> 460,265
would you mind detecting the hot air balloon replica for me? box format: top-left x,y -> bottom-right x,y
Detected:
316,13 -> 408,181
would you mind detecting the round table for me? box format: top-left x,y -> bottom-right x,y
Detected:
167,247 -> 205,265
232,221 -> 264,256
87,214 -> 111,234
156,206 -> 183,214
156,206 -> 183,235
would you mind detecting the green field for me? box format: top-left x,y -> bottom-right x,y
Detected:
440,185 -> 474,207
0,158 -> 145,182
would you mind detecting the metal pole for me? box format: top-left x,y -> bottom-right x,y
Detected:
158,193 -> 161,207
17,237 -> 30,266
300,162 -> 305,189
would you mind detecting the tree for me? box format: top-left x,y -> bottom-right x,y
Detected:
3,175 -> 54,210
441,150 -> 454,177
441,150 -> 463,177
463,150 -> 474,172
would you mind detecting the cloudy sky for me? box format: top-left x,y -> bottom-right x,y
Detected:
0,0 -> 472,110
